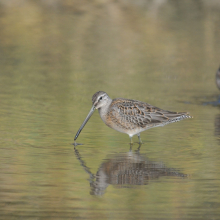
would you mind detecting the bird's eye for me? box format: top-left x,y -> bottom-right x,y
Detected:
99,96 -> 103,101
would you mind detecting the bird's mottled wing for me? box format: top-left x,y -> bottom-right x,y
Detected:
107,98 -> 190,130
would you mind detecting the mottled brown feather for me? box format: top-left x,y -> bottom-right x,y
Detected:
106,98 -> 191,131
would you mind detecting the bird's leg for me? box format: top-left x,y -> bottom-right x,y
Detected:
137,133 -> 142,144
129,135 -> 133,145
129,136 -> 133,151
137,143 -> 142,152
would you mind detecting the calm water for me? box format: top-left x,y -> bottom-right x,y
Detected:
1,1 -> 220,219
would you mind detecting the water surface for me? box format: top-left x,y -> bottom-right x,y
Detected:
0,1 -> 220,219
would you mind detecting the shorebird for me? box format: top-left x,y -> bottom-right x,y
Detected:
74,91 -> 192,144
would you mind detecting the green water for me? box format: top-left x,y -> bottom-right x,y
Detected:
0,1 -> 220,219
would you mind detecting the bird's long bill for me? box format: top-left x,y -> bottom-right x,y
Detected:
74,105 -> 96,141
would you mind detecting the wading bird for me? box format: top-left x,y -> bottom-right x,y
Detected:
74,91 -> 192,144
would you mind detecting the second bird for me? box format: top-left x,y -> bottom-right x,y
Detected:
74,91 -> 192,144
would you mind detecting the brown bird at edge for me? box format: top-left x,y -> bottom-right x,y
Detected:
74,91 -> 192,144
216,66 -> 220,90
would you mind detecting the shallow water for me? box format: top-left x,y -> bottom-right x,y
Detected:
0,1 -> 220,219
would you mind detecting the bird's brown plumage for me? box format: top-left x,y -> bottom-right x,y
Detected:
105,98 -> 191,133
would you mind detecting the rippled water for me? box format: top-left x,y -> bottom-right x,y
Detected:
0,1 -> 220,219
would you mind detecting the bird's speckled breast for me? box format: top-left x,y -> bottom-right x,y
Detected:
98,98 -> 144,135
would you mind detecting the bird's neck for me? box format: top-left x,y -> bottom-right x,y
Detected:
98,99 -> 112,121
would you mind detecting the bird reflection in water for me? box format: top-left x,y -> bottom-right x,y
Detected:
74,145 -> 187,196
